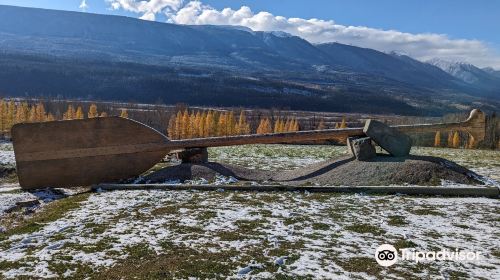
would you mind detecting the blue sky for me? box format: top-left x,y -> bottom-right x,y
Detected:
1,0 -> 499,67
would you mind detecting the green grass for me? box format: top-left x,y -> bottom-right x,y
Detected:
336,257 -> 381,275
96,242 -> 240,279
312,223 -> 330,231
411,208 -> 446,217
394,239 -> 417,249
345,223 -> 385,235
387,215 -> 408,226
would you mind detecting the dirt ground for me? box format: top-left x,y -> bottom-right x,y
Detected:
145,154 -> 482,186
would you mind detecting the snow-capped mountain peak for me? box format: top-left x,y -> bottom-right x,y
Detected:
427,58 -> 482,84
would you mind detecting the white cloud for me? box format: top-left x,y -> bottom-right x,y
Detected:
106,0 -> 500,68
106,0 -> 183,21
79,0 -> 89,11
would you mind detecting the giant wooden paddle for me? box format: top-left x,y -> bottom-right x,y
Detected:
12,109 -> 485,190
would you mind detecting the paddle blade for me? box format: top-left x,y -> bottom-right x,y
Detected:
12,117 -> 169,190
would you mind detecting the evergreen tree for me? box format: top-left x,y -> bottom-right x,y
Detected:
88,104 -> 99,118
434,131 -> 441,147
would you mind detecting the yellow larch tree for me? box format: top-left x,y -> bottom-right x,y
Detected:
46,113 -> 55,122
283,118 -> 291,132
467,135 -> 475,149
15,102 -> 29,124
63,104 -> 75,120
167,115 -> 176,139
274,118 -> 284,133
447,131 -> 454,147
120,108 -> 128,118
6,100 -> 16,130
192,111 -> 202,138
88,104 -> 98,118
265,118 -> 272,133
452,131 -> 460,148
173,111 -> 183,139
75,106 -> 84,119
181,110 -> 189,139
256,118 -> 266,134
226,111 -> 236,136
35,102 -> 46,122
237,111 -> 250,135
167,112 -> 181,140
217,112 -> 228,136
434,131 -> 441,147
198,111 -> 207,137
290,118 -> 299,132
28,105 -> 37,123
0,99 -> 5,131
187,111 -> 197,138
339,117 -> 347,128
257,118 -> 272,134
204,111 -> 216,137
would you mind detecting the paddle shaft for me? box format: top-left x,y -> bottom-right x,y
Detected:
168,117 -> 482,149
15,110 -> 485,163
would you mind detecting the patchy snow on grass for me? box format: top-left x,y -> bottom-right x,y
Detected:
1,143 -> 499,278
0,183 -> 21,193
0,142 -> 15,166
0,190 -> 498,279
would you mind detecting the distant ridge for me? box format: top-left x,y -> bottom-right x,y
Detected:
0,4 -> 499,114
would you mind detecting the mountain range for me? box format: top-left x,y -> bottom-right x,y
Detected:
0,4 -> 499,115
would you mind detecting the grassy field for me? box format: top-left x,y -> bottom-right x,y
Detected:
0,144 -> 499,279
